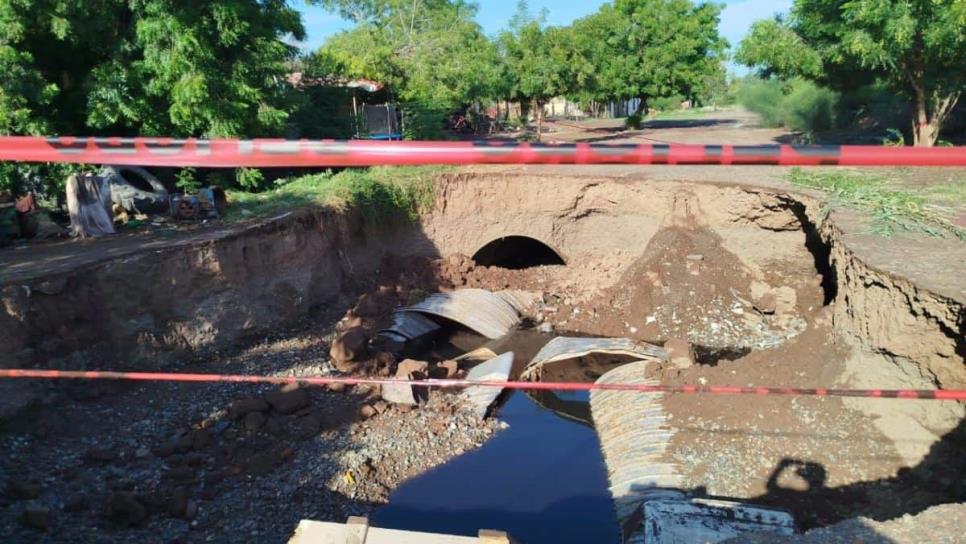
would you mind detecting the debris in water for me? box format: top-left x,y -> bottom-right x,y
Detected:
460,352 -> 514,418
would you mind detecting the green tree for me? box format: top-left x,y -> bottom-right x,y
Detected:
0,0 -> 304,139
567,3 -> 629,112
737,0 -> 966,146
497,2 -> 574,139
311,0 -> 499,137
612,0 -> 728,116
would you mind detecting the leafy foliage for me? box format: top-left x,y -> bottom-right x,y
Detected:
310,0 -> 499,135
738,0 -> 966,146
612,0 -> 727,113
0,0 -> 303,197
738,78 -> 839,134
226,166 -> 441,225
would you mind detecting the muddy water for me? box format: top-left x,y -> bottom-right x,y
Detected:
372,329 -> 621,543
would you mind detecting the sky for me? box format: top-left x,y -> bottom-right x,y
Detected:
294,0 -> 792,72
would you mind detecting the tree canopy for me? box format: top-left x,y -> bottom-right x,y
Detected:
309,0 -> 498,107
0,0 -> 304,138
612,0 -> 728,115
737,0 -> 966,146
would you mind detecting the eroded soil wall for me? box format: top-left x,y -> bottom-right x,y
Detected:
0,209 -> 390,416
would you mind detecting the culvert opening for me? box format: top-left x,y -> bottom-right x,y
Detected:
471,235 -> 566,269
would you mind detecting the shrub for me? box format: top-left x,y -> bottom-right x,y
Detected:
625,113 -> 644,129
235,168 -> 266,191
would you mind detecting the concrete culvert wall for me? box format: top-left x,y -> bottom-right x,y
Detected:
471,236 -> 566,269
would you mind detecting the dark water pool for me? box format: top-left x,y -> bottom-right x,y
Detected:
371,389 -> 620,543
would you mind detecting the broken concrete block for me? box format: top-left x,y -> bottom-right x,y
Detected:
663,339 -> 695,369
381,381 -> 417,406
460,352 -> 514,418
395,359 -> 428,378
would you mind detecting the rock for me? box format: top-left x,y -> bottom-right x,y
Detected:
383,359 -> 427,405
537,322 -> 553,333
436,360 -> 460,379
227,398 -> 269,420
360,405 -> 377,419
6,481 -> 41,501
20,503 -> 50,530
108,492 -> 148,526
382,382 -> 417,406
373,401 -> 389,414
292,412 -> 326,440
395,359 -> 429,379
774,286 -> 797,315
341,315 -> 364,330
326,382 -> 346,393
664,338 -> 695,369
83,448 -> 118,464
155,438 -> 178,458
370,351 -> 396,376
248,447 -> 286,476
243,411 -> 267,431
64,493 -> 88,513
176,433 -> 194,453
135,447 -> 151,459
264,384 -> 309,414
163,466 -> 194,482
182,454 -> 205,468
266,416 -> 288,436
353,293 -> 381,317
168,486 -> 189,518
329,328 -> 370,372
754,292 -> 777,314
191,429 -> 211,450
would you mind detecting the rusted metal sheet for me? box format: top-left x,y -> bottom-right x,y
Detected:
401,289 -> 521,339
495,290 -> 541,313
591,362 -> 796,543
378,311 -> 441,341
520,337 -> 667,381
590,361 -> 682,544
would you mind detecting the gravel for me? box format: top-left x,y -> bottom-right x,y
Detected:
0,324 -> 500,543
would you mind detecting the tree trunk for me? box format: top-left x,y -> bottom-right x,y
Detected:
633,96 -> 648,117
534,98 -> 544,142
910,82 -> 960,147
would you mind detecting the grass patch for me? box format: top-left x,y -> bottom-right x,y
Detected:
788,168 -> 966,240
225,166 -> 443,225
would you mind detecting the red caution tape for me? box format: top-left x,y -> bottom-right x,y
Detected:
1,369 -> 964,400
1,137 -> 966,167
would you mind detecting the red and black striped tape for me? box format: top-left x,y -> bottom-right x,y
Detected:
1,137 -> 965,167
1,369 -> 963,400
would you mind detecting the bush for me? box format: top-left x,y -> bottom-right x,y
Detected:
784,82 -> 838,133
737,77 -> 839,134
625,113 -> 644,129
736,78 -> 785,127
235,168 -> 266,191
